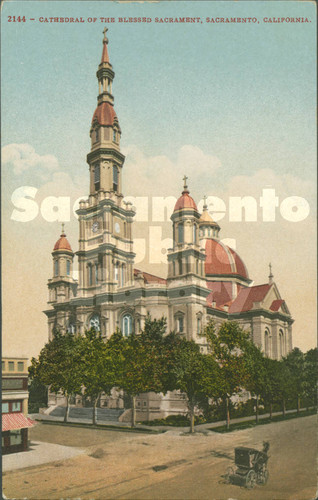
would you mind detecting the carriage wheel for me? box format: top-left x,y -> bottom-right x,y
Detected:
225,467 -> 235,484
259,469 -> 269,485
246,470 -> 257,489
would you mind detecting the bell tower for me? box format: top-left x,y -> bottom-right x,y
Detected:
48,225 -> 77,305
167,177 -> 206,281
88,27 -> 124,197
76,30 -> 135,303
167,178 -> 209,340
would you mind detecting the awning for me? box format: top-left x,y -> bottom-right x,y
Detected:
2,413 -> 36,432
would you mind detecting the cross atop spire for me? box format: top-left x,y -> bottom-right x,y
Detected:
100,28 -> 110,63
103,27 -> 108,44
268,262 -> 274,284
61,223 -> 65,236
203,195 -> 207,209
182,175 -> 189,194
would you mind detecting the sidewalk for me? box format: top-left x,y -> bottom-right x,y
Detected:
2,441 -> 85,472
30,407 -> 311,433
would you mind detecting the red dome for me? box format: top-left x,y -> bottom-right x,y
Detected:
92,102 -> 117,126
205,239 -> 248,279
53,234 -> 73,252
174,191 -> 198,211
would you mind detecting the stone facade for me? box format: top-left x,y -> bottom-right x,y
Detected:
44,32 -> 293,420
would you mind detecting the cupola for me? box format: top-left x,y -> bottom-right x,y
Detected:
199,196 -> 220,240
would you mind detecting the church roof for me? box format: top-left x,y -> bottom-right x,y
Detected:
92,102 -> 118,126
134,269 -> 167,285
53,233 -> 73,253
270,299 -> 285,311
205,239 -> 249,279
228,284 -> 271,313
206,281 -> 232,308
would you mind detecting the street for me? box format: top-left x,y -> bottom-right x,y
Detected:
2,415 -> 316,499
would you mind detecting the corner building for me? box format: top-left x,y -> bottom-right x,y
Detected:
44,32 -> 293,419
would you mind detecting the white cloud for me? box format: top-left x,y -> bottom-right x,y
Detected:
2,143 -> 59,180
223,168 -> 315,205
122,144 -> 221,196
213,168 -> 316,225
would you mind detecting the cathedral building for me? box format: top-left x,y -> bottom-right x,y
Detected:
44,31 -> 293,418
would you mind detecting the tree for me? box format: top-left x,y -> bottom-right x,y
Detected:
262,357 -> 281,419
169,336 -> 218,433
78,329 -> 121,425
283,348 -> 305,413
29,331 -> 83,422
205,320 -> 250,430
303,348 -> 318,408
274,360 -> 293,417
28,378 -> 48,414
117,317 -> 172,428
244,342 -> 267,423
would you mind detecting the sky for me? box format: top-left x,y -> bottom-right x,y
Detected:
1,0 -> 316,359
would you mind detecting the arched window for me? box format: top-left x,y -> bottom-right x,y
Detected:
66,261 -> 71,276
264,329 -> 271,357
113,165 -> 118,191
122,313 -> 133,337
197,316 -> 202,335
54,260 -> 59,276
95,263 -> 98,284
67,318 -> 76,334
173,260 -> 175,276
178,257 -> 183,275
88,264 -> 93,286
177,316 -> 184,333
95,128 -> 99,142
114,261 -> 119,282
196,259 -> 199,275
279,330 -> 284,358
113,129 -> 116,142
94,164 -> 100,191
121,265 -> 125,286
90,314 -> 100,331
185,256 -> 189,273
193,224 -> 197,244
208,227 -> 211,237
178,223 -> 184,244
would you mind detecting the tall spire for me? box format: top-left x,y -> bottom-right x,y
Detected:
96,29 -> 115,106
101,27 -> 110,63
88,31 -> 124,197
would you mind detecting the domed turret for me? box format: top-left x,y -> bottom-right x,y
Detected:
168,176 -> 206,280
199,196 -> 220,240
174,175 -> 198,212
49,225 -> 76,305
53,226 -> 73,253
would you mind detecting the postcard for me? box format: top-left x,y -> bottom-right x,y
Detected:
1,1 -> 316,499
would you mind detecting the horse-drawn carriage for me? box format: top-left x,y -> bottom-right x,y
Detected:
225,442 -> 270,489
